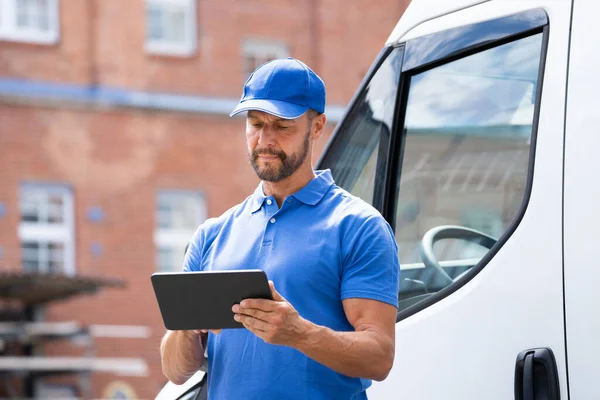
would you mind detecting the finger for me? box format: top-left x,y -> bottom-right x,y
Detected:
269,280 -> 285,301
235,314 -> 269,332
199,329 -> 221,335
233,305 -> 271,322
239,298 -> 278,311
236,306 -> 269,319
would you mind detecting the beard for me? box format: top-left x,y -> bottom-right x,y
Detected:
249,130 -> 311,183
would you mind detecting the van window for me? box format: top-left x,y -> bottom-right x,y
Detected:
395,33 -> 544,312
325,47 -> 403,205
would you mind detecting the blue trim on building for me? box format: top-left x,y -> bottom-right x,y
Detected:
91,242 -> 103,257
87,207 -> 105,223
0,78 -> 347,122
20,181 -> 73,191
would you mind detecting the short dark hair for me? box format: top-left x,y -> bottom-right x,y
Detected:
307,109 -> 322,126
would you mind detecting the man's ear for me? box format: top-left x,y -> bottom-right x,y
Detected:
311,114 -> 327,140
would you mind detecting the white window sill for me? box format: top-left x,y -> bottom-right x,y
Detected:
18,223 -> 70,241
144,41 -> 196,57
0,31 -> 59,45
154,230 -> 196,247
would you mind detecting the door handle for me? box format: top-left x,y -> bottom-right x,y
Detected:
514,347 -> 560,400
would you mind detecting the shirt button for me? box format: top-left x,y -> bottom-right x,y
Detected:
267,199 -> 272,205
270,218 -> 276,223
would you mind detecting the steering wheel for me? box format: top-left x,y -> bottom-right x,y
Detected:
419,225 -> 498,286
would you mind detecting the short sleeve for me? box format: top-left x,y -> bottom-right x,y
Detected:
340,215 -> 400,308
182,225 -> 205,272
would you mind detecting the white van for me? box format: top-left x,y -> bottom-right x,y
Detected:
157,0 -> 596,398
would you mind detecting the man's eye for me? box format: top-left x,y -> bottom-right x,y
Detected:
278,126 -> 290,130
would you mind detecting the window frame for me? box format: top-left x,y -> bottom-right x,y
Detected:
18,183 -> 75,275
144,0 -> 197,57
0,0 -> 60,44
316,45 -> 405,213
241,38 -> 290,77
384,9 -> 550,322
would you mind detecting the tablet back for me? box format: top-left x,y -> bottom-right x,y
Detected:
151,270 -> 272,330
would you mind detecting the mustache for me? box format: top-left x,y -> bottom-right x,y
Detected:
252,148 -> 287,161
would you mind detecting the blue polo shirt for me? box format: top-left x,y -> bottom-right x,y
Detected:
183,170 -> 400,400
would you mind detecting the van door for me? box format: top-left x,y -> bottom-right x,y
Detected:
318,2 -> 572,399
563,0 -> 600,399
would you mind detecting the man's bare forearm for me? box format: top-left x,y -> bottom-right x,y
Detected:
160,330 -> 205,385
295,322 -> 394,381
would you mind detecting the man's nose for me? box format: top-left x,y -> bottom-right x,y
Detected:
258,126 -> 277,146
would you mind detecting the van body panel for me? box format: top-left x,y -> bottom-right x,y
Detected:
362,1 -> 573,398
564,0 -> 600,398
395,0 -> 570,45
385,0 -> 490,46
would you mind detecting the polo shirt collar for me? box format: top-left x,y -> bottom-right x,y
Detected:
250,169 -> 335,212
250,183 -> 268,213
291,170 -> 335,206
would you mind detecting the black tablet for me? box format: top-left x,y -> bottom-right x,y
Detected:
151,269 -> 272,330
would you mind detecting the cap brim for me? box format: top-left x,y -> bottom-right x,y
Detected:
229,99 -> 308,119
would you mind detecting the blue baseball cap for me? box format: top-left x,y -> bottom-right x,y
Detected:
230,57 -> 326,119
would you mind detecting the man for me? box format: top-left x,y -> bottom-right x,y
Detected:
160,57 -> 400,399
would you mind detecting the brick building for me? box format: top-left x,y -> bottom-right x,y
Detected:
0,0 -> 409,398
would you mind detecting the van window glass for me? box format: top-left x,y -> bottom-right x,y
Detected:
394,33 -> 544,312
325,47 -> 403,205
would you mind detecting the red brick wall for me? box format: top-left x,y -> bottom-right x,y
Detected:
0,0 -> 409,99
0,0 -> 410,397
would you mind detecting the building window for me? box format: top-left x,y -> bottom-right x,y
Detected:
145,0 -> 196,56
0,0 -> 59,44
155,190 -> 206,272
18,184 -> 74,275
242,38 -> 289,76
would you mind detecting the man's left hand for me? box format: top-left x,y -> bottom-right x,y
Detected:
232,281 -> 311,346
